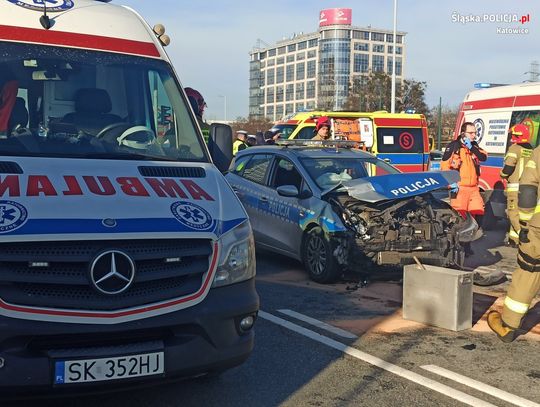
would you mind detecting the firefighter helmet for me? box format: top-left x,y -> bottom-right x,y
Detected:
184,87 -> 207,118
315,116 -> 331,131
509,123 -> 530,144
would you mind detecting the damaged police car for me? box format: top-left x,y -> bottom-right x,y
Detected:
225,141 -> 478,283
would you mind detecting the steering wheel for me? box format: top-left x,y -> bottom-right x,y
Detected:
95,122 -> 129,139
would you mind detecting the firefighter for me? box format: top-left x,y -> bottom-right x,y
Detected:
312,116 -> 332,140
488,143 -> 540,342
441,121 -> 488,255
233,130 -> 248,156
184,87 -> 210,142
499,124 -> 533,246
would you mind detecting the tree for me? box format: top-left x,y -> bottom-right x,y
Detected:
230,116 -> 275,135
428,104 -> 459,150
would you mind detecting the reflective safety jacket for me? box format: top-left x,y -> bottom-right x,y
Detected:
233,139 -> 247,156
500,143 -> 533,193
442,139 -> 488,187
518,146 -> 540,227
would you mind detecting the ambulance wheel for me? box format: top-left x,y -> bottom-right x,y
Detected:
302,227 -> 341,284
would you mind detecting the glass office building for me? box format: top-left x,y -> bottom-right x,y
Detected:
249,8 -> 406,121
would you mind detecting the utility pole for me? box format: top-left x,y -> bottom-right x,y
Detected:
437,97 -> 442,150
390,0 -> 397,113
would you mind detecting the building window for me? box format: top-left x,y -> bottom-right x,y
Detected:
276,66 -> 284,83
372,55 -> 384,72
268,48 -> 276,57
396,57 -> 402,75
308,38 -> 318,48
354,42 -> 369,51
298,41 -> 307,50
285,103 -> 294,114
266,69 -> 275,85
286,65 -> 294,82
306,81 -> 316,98
287,44 -> 296,52
286,84 -> 294,101
386,34 -> 393,42
307,50 -> 316,59
278,46 -> 286,55
353,54 -> 369,73
372,44 -> 385,53
276,104 -> 284,117
352,30 -> 370,40
259,51 -> 267,60
277,57 -> 284,65
307,60 -> 316,78
276,85 -> 284,102
266,105 -> 274,119
296,52 -> 305,61
296,62 -> 305,80
296,83 -> 305,100
267,59 -> 275,67
286,55 -> 294,63
306,100 -> 315,110
266,87 -> 274,104
371,32 -> 385,42
397,35 -> 403,44
295,102 -> 305,111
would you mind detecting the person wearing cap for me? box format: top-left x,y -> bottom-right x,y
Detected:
499,123 -> 533,246
312,116 -> 331,140
233,130 -> 248,156
246,134 -> 257,147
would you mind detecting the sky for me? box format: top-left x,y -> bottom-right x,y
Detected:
119,0 -> 539,121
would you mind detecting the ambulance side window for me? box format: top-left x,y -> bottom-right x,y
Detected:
297,126 -> 315,139
509,110 -> 540,147
376,128 -> 424,153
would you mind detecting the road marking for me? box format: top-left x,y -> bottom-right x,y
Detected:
277,309 -> 358,339
421,365 -> 540,407
259,310 -> 496,407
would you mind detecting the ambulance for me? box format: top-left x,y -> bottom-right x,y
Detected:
0,0 -> 258,394
271,111 -> 431,173
454,82 -> 540,225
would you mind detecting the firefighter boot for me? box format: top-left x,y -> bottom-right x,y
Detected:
487,311 -> 517,343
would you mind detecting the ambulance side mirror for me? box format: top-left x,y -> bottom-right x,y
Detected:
208,123 -> 233,173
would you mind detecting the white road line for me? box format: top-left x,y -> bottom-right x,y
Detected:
259,310 -> 496,407
421,365 -> 540,407
277,309 -> 358,339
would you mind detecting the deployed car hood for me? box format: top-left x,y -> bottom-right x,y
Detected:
0,157 -> 246,241
342,171 -> 459,203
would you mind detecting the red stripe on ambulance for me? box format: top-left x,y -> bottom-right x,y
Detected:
0,25 -> 160,58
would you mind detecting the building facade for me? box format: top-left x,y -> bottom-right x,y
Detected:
249,8 -> 406,121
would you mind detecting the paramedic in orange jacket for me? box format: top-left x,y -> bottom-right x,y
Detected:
442,122 -> 488,252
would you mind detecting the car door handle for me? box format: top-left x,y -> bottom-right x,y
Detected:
260,196 -> 269,203
383,158 -> 392,163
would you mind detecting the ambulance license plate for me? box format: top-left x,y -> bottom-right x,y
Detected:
54,352 -> 164,384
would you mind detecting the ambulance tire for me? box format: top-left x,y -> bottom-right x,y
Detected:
302,227 -> 341,284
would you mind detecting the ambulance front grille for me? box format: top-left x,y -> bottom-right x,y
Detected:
0,239 -> 213,311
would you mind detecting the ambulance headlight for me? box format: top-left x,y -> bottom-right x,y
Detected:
212,220 -> 256,288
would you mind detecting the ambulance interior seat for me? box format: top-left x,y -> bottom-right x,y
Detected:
62,88 -> 123,136
7,97 -> 28,135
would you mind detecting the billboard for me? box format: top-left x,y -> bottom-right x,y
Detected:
319,8 -> 352,27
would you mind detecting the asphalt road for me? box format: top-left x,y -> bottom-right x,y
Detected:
13,226 -> 540,407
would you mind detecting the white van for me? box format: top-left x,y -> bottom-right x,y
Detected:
454,82 -> 540,226
0,0 -> 258,395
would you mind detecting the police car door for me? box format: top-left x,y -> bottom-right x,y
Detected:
257,156 -> 308,256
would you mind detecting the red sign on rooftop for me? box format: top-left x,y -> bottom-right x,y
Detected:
319,8 -> 352,27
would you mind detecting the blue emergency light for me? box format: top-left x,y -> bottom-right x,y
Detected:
474,83 -> 508,89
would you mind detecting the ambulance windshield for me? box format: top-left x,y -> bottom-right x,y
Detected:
0,42 -> 208,162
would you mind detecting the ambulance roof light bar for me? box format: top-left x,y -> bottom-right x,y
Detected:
474,83 -> 508,89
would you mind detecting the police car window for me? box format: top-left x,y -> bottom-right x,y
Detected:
297,126 -> 316,140
376,128 -> 424,153
509,110 -> 540,147
231,154 -> 251,175
241,154 -> 272,185
271,157 -> 303,190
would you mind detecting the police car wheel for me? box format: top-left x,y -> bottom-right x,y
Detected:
302,227 -> 341,284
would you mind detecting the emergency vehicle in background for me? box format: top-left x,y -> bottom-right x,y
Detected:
270,111 -> 431,173
0,0 -> 257,395
454,82 -> 540,225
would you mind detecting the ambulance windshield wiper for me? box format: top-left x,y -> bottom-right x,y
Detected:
80,152 -> 175,161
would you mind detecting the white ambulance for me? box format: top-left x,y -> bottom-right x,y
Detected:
0,0 -> 258,395
454,82 -> 540,226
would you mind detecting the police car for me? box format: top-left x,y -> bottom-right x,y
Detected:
226,141 -> 478,283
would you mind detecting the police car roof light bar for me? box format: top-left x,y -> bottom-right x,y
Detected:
275,139 -> 364,150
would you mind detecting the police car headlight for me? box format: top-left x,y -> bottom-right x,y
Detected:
212,220 -> 256,288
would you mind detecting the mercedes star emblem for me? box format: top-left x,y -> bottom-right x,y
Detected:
89,250 -> 136,295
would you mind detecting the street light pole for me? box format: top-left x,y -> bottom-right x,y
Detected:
390,0 -> 397,114
218,94 -> 227,122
